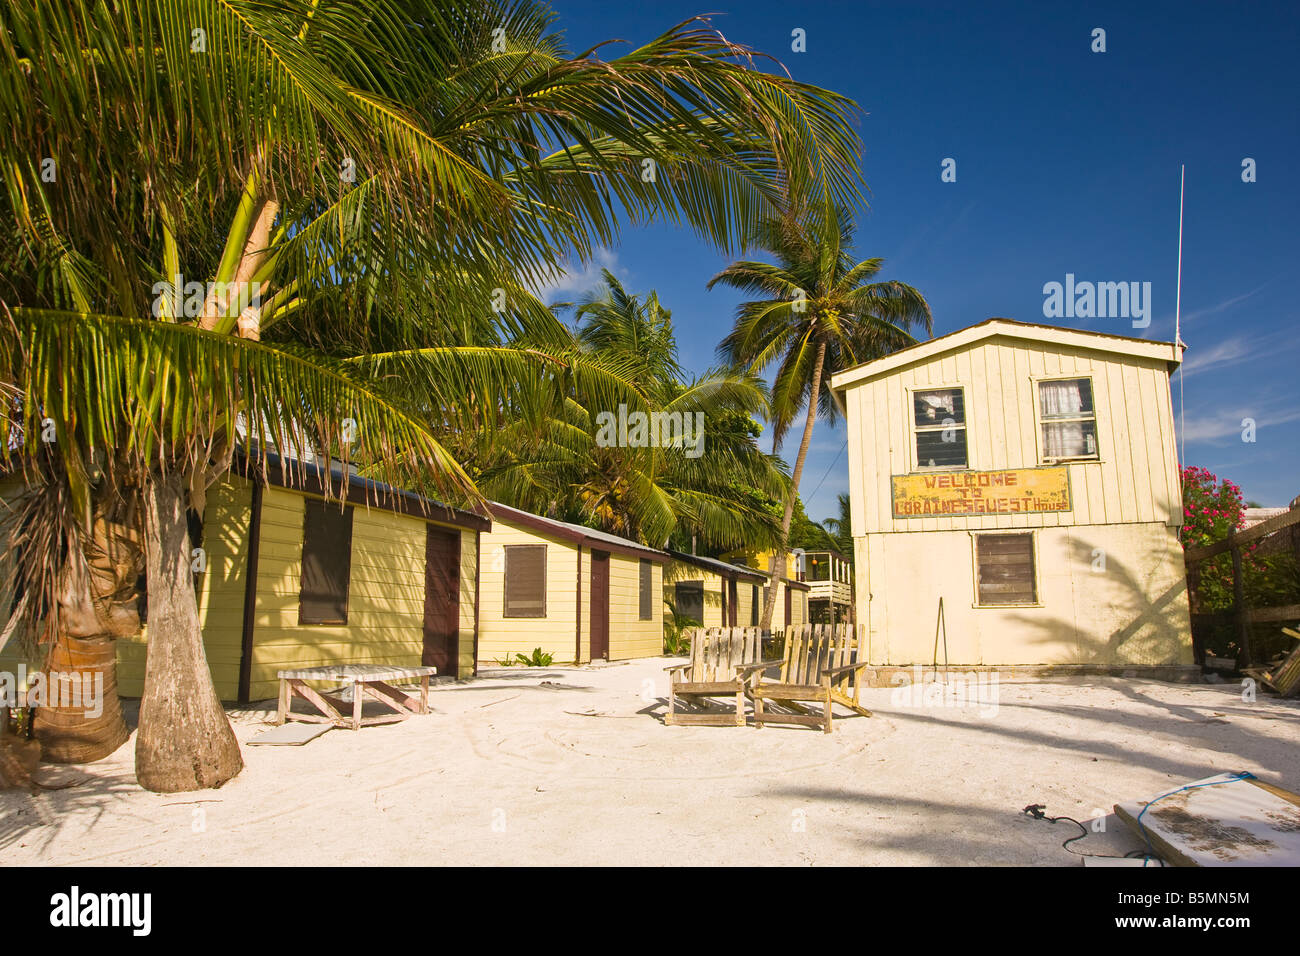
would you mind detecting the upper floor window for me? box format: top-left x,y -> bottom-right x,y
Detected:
1038,378 -> 1099,461
913,387 -> 967,469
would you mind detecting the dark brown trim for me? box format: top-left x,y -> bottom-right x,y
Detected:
487,502 -> 669,564
235,451 -> 489,532
472,529 -> 481,677
237,477 -> 264,705
575,545 -> 584,664
666,549 -> 765,584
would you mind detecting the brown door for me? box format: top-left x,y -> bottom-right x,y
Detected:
784,584 -> 793,625
727,578 -> 739,627
589,550 -> 610,661
423,527 -> 460,677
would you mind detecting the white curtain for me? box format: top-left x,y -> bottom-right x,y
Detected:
1040,380 -> 1095,457
1039,380 -> 1083,418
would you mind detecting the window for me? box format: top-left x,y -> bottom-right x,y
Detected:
674,581 -> 704,625
504,545 -> 547,617
1038,377 -> 1099,460
298,499 -> 353,625
974,533 -> 1037,606
914,387 -> 968,468
638,559 -> 654,620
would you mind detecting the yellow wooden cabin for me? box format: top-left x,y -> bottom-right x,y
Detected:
717,548 -> 811,631
829,318 -> 1193,672
476,503 -> 667,666
114,456 -> 487,702
664,551 -> 769,628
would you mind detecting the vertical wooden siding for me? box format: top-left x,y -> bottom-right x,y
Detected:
845,338 -> 1182,536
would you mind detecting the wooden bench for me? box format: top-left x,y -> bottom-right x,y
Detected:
744,624 -> 871,733
275,664 -> 436,731
665,627 -> 763,727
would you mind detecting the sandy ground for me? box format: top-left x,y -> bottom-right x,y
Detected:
3,658 -> 1298,866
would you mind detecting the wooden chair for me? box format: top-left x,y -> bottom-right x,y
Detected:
743,624 -> 872,733
665,627 -> 763,726
1243,627 -> 1300,699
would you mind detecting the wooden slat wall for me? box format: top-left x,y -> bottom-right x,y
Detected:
607,554 -> 662,660
478,521 -> 578,665
244,487 -> 429,700
845,337 -> 1182,536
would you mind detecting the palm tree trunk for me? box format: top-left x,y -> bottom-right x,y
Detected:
134,473 -> 242,792
35,634 -> 131,763
34,522 -> 138,764
760,338 -> 827,630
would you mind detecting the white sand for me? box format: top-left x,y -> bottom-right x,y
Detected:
4,658 -> 1298,866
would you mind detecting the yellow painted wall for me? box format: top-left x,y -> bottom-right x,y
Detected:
607,554 -> 663,660
115,479 -> 477,701
479,520 -> 665,664
479,521 -> 580,664
246,487 -> 425,700
856,522 -> 1191,666
458,529 -> 478,678
839,332 -> 1191,667
843,337 -> 1183,536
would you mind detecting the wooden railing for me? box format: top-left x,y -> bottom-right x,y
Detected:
1184,505 -> 1300,667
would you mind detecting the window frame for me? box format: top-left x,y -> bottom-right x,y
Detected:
1034,375 -> 1101,464
638,559 -> 654,621
297,498 -> 354,626
503,544 -> 548,619
970,531 -> 1040,608
909,384 -> 971,472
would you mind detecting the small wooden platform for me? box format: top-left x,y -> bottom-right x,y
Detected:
1115,772 -> 1300,866
275,665 -> 436,731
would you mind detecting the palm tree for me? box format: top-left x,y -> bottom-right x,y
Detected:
454,271 -> 789,551
821,492 -> 854,556
709,207 -> 933,629
0,1 -> 865,791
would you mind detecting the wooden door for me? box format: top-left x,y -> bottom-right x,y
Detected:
727,578 -> 739,627
423,527 -> 461,677
784,583 -> 793,625
589,550 -> 610,661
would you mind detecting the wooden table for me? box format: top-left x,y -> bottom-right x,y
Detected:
274,664 -> 437,731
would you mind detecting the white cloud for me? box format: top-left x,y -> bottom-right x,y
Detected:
528,247 -> 622,303
1181,405 -> 1300,444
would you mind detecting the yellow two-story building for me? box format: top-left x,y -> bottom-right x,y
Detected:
829,319 -> 1194,674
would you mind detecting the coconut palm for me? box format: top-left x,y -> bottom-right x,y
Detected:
0,1 -> 864,790
709,207 -> 932,629
455,271 -> 789,550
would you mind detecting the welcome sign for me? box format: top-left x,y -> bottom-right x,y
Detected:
892,466 -> 1071,518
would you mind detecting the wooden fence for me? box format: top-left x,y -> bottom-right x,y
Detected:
1184,505 -> 1300,667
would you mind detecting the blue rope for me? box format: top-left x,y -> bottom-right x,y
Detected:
1135,771 -> 1257,855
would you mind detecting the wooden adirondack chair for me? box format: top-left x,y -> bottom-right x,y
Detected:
1243,626 -> 1300,699
742,623 -> 871,733
665,627 -> 763,726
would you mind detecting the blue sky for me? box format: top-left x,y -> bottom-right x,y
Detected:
542,0 -> 1300,521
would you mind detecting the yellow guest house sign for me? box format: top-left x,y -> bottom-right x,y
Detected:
892,466 -> 1072,518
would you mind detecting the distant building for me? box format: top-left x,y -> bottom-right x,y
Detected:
829,319 -> 1194,673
